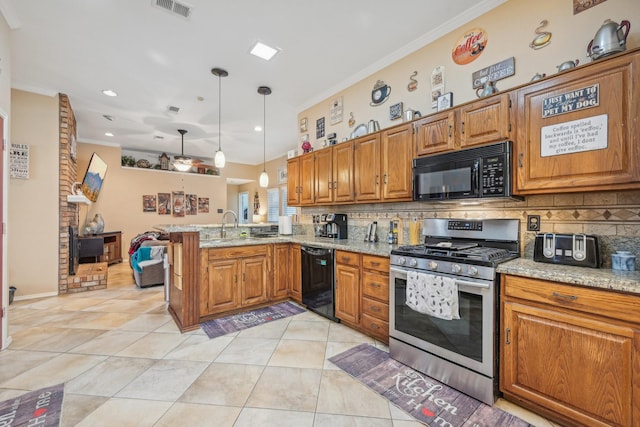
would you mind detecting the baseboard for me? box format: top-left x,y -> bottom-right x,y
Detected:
12,291 -> 59,302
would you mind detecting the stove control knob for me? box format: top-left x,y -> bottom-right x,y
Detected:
428,261 -> 438,270
468,266 -> 478,276
408,258 -> 418,267
397,257 -> 406,265
451,264 -> 462,273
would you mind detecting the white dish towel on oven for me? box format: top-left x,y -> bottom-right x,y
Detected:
406,271 -> 460,320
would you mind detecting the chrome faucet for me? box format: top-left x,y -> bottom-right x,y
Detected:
220,210 -> 239,238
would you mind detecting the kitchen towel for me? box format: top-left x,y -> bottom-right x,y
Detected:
406,271 -> 460,320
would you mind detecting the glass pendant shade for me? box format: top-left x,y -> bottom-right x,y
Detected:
259,170 -> 269,187
173,161 -> 192,172
211,67 -> 228,169
173,129 -> 192,171
215,149 -> 226,168
258,86 -> 271,188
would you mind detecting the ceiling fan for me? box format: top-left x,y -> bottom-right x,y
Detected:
173,129 -> 204,171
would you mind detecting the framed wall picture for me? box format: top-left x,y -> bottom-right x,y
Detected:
198,197 -> 209,213
172,191 -> 185,217
158,193 -> 171,215
142,194 -> 156,212
316,117 -> 325,139
299,117 -> 308,133
389,102 -> 403,120
186,194 -> 198,215
278,167 -> 287,184
437,92 -> 453,112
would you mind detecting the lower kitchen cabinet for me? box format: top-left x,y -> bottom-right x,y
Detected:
272,243 -> 290,300
335,250 -> 390,342
360,255 -> 390,343
501,274 -> 640,427
335,250 -> 361,326
200,245 -> 269,317
289,244 -> 302,302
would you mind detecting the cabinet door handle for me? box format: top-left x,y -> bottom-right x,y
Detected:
243,272 -> 246,282
383,174 -> 388,184
461,121 -> 465,134
234,274 -> 238,284
333,180 -> 337,189
448,125 -> 452,138
375,175 -> 379,185
518,153 -> 524,168
552,291 -> 577,301
505,327 -> 511,345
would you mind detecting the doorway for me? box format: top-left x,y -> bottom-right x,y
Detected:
238,191 -> 249,224
0,114 -> 5,350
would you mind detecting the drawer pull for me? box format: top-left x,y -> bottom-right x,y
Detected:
370,306 -> 381,312
371,282 -> 381,288
370,262 -> 381,267
370,323 -> 380,330
341,257 -> 352,263
552,291 -> 577,301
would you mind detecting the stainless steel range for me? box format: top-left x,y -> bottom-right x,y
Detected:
389,218 -> 520,405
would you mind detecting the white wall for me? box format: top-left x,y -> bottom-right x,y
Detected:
0,10 -> 11,349
8,90 -> 60,299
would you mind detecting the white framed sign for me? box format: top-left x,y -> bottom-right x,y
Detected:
10,143 -> 29,179
541,114 -> 607,157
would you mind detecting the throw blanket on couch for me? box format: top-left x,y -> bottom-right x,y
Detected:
130,246 -> 164,273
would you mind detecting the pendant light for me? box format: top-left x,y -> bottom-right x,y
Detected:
258,86 -> 271,188
173,129 -> 193,172
211,67 -> 228,168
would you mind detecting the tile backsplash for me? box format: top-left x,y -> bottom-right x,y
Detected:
299,190 -> 640,268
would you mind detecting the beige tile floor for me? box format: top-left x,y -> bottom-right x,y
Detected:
2,263 -> 560,427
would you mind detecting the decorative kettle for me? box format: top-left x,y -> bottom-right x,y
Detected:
476,81 -> 498,98
587,19 -> 631,61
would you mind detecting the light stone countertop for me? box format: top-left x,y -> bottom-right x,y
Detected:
198,234 -> 640,295
199,235 -> 395,257
497,257 -> 640,295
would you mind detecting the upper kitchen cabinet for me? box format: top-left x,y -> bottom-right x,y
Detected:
414,110 -> 456,156
354,123 -> 413,203
287,152 -> 315,206
458,93 -> 512,148
514,49 -> 640,194
315,140 -> 355,204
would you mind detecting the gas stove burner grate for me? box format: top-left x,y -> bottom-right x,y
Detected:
450,246 -> 511,261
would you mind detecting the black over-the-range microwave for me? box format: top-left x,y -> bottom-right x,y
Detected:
413,140 -> 523,202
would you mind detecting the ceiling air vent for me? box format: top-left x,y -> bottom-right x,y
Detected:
167,105 -> 180,114
152,0 -> 193,20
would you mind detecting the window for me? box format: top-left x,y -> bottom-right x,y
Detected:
282,187 -> 297,216
266,188 -> 279,223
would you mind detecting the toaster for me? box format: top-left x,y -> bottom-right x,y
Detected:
533,233 -> 601,268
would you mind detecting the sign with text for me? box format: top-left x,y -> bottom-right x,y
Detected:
542,84 -> 599,118
472,57 -> 515,88
541,114 -> 608,157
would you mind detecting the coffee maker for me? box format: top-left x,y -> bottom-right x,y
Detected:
325,213 -> 348,239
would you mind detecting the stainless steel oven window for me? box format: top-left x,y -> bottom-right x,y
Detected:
389,266 -> 495,377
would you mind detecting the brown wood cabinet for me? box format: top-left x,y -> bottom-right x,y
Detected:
200,245 -> 269,317
501,274 -> 640,427
286,152 -> 315,206
360,255 -> 390,343
335,250 -> 361,325
459,93 -> 512,148
354,123 -> 413,203
315,140 -> 355,204
514,50 -> 640,194
100,231 -> 122,264
414,110 -> 456,156
289,244 -> 302,302
272,243 -> 290,300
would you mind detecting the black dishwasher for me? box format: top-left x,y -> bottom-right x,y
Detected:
301,246 -> 338,322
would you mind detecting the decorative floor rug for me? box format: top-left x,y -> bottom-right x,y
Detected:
201,301 -> 305,339
0,383 -> 64,427
329,344 -> 532,427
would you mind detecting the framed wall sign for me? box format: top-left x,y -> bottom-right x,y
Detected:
390,102 -> 403,120
316,117 -> 325,139
437,92 -> 453,111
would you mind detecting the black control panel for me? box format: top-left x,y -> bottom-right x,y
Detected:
481,155 -> 506,196
448,220 -> 483,231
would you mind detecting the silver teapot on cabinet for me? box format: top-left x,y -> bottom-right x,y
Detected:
587,19 -> 631,61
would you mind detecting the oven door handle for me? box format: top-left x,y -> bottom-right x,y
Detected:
455,279 -> 490,289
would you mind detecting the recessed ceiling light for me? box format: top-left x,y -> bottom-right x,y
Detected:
101,89 -> 118,97
250,41 -> 279,61
254,126 -> 262,132
105,132 -> 114,137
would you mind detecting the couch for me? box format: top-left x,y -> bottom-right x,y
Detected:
130,239 -> 169,288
